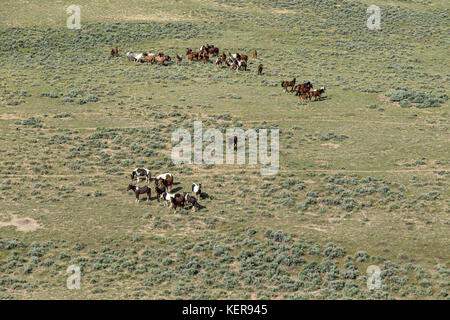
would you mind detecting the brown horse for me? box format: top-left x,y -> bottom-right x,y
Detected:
258,64 -> 263,75
281,78 -> 296,92
184,192 -> 199,211
144,55 -> 155,63
170,193 -> 185,212
221,52 -> 226,61
238,54 -> 248,62
110,47 -> 118,56
155,55 -> 171,65
127,184 -> 151,203
252,49 -> 257,58
208,46 -> 219,56
176,54 -> 183,63
154,180 -> 166,201
187,52 -> 199,62
295,81 -> 313,96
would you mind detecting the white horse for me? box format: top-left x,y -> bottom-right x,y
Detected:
162,191 -> 176,207
126,51 -> 136,61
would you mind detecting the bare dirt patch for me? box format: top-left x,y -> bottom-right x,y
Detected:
321,143 -> 340,149
0,214 -> 42,232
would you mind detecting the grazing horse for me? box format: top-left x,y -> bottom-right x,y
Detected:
127,184 -> 151,203
252,49 -> 257,58
170,193 -> 185,211
184,192 -> 199,211
161,191 -> 176,207
258,64 -> 263,75
309,87 -> 326,101
176,54 -> 183,64
192,183 -> 202,197
295,81 -> 313,96
237,60 -> 247,71
110,47 -> 118,56
154,180 -> 166,201
157,173 -> 174,191
215,57 -> 223,67
281,78 -> 296,92
131,168 -> 151,183
155,55 -> 171,65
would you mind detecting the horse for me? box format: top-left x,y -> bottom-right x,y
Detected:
238,54 -> 248,62
170,193 -> 185,211
134,52 -> 148,63
202,52 -> 209,63
228,52 -> 239,60
155,55 -> 171,65
281,78 -> 296,92
144,55 -> 155,64
258,64 -> 263,75
184,192 -> 199,211
187,52 -> 199,62
176,54 -> 183,64
215,57 -> 223,67
110,47 -> 118,56
309,87 -> 326,101
186,48 -> 193,54
237,60 -> 247,72
161,191 -> 176,207
252,49 -> 257,58
208,46 -> 219,56
295,81 -> 313,96
192,183 -> 202,197
221,52 -> 226,61
127,184 -> 151,203
157,173 -> 174,191
154,180 -> 166,201
131,168 -> 151,183
126,52 -> 136,61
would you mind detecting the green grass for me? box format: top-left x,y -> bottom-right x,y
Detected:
0,0 -> 448,299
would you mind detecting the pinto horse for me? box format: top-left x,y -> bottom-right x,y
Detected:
281,78 -> 296,92
176,54 -> 183,63
127,184 -> 151,203
157,173 -> 174,191
192,183 -> 202,197
131,168 -> 151,183
309,87 -> 326,101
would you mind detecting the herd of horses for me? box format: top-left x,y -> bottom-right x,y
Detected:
127,168 -> 202,212
113,45 -> 326,101
281,78 -> 326,101
112,45 -> 263,74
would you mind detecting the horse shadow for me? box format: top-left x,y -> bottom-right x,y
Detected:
170,186 -> 183,193
199,192 -> 212,200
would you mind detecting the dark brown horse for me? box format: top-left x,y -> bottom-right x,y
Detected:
127,184 -> 151,203
110,47 -> 118,56
154,180 -> 166,201
258,64 -> 263,75
295,81 -> 313,96
170,193 -> 185,212
184,192 -> 199,211
281,78 -> 296,92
